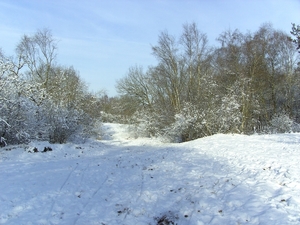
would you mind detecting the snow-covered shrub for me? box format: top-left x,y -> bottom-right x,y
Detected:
41,97 -> 99,144
100,111 -> 115,123
131,97 -> 242,143
45,105 -> 79,144
0,119 -> 8,146
0,62 -> 35,144
164,95 -> 242,142
215,95 -> 242,133
68,112 -> 100,143
100,111 -> 127,123
0,34 -> 102,145
164,93 -> 244,142
165,102 -> 204,142
130,108 -> 170,138
0,72 -> 99,145
270,113 -> 294,133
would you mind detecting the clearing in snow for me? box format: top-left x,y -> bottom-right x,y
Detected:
0,123 -> 300,224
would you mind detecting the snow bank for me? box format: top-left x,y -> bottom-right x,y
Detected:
0,124 -> 299,224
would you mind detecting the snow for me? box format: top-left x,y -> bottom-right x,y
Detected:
1,123 -> 300,225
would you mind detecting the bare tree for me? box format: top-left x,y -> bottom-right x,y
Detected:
151,31 -> 184,112
116,65 -> 152,108
16,28 -> 57,90
180,22 -> 213,103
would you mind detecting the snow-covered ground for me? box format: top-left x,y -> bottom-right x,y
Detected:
0,123 -> 300,225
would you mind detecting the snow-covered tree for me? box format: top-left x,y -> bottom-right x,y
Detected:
112,23 -> 300,141
0,30 -> 103,146
0,54 -> 35,144
291,23 -> 300,53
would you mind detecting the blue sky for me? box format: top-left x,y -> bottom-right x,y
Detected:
0,0 -> 299,96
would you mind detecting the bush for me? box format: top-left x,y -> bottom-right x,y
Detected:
270,113 -> 294,133
130,108 -> 165,138
164,103 -> 204,142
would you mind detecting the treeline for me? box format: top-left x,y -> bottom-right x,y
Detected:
0,29 -> 103,146
1,24 -> 299,146
112,23 -> 300,142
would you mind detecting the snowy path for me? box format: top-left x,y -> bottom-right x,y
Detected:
0,123 -> 300,224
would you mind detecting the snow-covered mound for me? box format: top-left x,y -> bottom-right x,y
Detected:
0,124 -> 300,224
